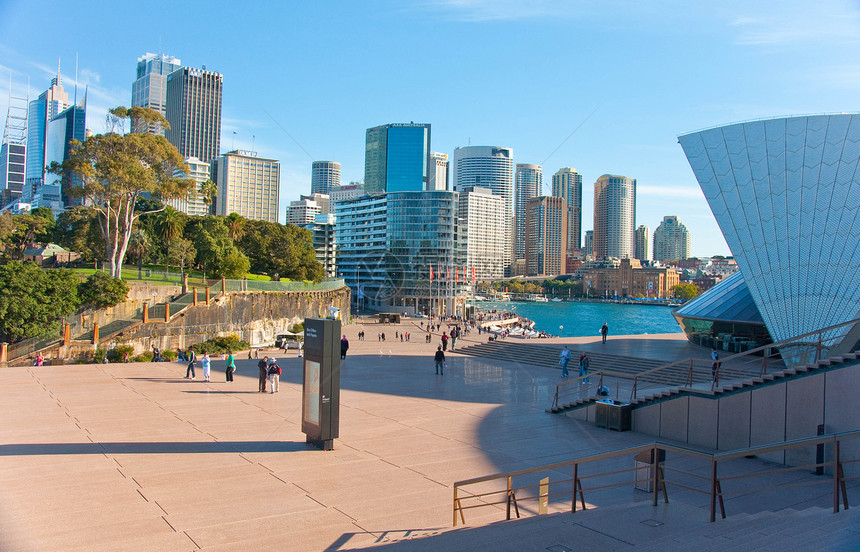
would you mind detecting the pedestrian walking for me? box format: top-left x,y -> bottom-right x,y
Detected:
225,350 -> 236,382
341,335 -> 349,359
258,356 -> 269,392
711,348 -> 720,386
441,332 -> 449,351
559,346 -> 571,378
434,346 -> 445,375
579,353 -> 591,383
600,323 -> 609,343
185,348 -> 197,379
267,358 -> 281,393
201,353 -> 211,382
450,327 -> 458,350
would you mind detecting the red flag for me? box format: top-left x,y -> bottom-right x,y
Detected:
455,267 -> 458,285
472,266 -> 476,283
430,265 -> 433,282
447,265 -> 450,282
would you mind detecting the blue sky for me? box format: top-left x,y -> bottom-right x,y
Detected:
1,0 -> 858,257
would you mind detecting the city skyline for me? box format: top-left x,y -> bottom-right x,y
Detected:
1,1 -> 858,257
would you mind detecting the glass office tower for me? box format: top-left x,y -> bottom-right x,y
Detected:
364,123 -> 431,193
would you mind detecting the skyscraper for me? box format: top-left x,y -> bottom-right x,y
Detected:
515,164 -> 542,260
593,174 -> 636,259
552,167 -> 583,252
211,150 -> 279,222
25,64 -> 69,196
635,225 -> 650,262
653,216 -> 690,262
131,53 -> 181,135
44,94 -> 86,209
525,196 -> 567,277
584,230 -> 594,257
364,123 -> 431,193
452,146 -> 514,269
311,161 -> 341,195
165,66 -> 222,162
166,157 -> 211,217
428,152 -> 448,191
0,85 -> 28,204
459,186 -> 507,280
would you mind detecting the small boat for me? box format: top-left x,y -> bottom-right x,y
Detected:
551,298 -> 563,302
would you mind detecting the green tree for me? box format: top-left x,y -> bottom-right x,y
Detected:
52,106 -> 194,278
220,249 -> 251,279
78,271 -> 130,309
3,212 -> 55,260
53,207 -> 105,261
672,282 -> 701,302
125,227 -> 150,267
238,220 -> 324,281
166,237 -> 197,276
0,262 -> 79,342
189,216 -> 248,278
225,212 -> 246,241
198,179 -> 217,213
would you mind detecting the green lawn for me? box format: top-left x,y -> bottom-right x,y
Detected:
66,265 -> 274,286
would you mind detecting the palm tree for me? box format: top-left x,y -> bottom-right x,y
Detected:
225,212 -> 246,242
154,207 -> 185,277
126,227 -> 150,279
198,179 -> 217,214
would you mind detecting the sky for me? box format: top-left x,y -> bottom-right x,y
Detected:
1,0 -> 858,257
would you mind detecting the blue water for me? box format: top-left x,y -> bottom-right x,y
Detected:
478,301 -> 682,338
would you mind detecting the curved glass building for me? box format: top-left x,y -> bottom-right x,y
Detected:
678,114 -> 860,357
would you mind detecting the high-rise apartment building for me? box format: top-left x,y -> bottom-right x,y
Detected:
584,230 -> 594,257
334,193 -> 388,310
653,215 -> 690,262
305,213 -> 337,279
311,161 -> 341,195
525,196 -> 567,277
25,66 -> 69,195
211,150 -> 279,222
329,182 -> 364,204
451,146 -> 514,270
593,174 -> 636,259
428,152 -> 448,191
1,87 -> 28,204
459,186 -> 507,280
287,194 -> 330,225
515,164 -> 542,260
364,123 -> 431,193
165,67 -> 222,162
635,225 -> 650,262
131,53 -> 181,135
552,167 -> 582,252
166,157 -> 211,217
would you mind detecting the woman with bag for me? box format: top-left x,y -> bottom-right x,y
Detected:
201,353 -> 211,382
225,350 -> 236,383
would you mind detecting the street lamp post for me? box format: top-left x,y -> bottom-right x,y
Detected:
559,325 -> 564,338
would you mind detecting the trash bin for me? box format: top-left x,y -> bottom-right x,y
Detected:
594,399 -> 631,431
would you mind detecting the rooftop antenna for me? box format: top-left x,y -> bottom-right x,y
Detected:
74,52 -> 78,106
231,131 -> 236,150
252,134 -> 255,153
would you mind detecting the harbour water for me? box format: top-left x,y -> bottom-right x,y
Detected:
477,300 -> 683,338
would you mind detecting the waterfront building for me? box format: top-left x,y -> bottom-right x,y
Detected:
428,152 -> 448,191
211,150 -> 279,222
166,157 -> 212,217
552,167 -> 583,252
165,66 -> 222,162
131,53 -> 181,135
452,145 -> 514,270
583,257 -> 678,299
311,161 -> 341,195
653,215 -> 690,262
306,213 -> 337,279
25,65 -> 69,196
584,230 -> 593,257
525,196 -> 567,277
1,87 -> 27,204
364,123 -> 431,193
515,163 -> 542,260
677,114 -> 860,357
334,193 -> 388,310
593,174 -> 636,260
459,186 -> 507,280
634,225 -> 650,262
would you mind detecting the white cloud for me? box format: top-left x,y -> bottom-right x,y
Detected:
727,3 -> 860,46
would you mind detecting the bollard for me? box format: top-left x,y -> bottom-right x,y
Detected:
193,288 -> 198,306
143,303 -> 149,323
165,302 -> 170,322
92,323 -> 99,345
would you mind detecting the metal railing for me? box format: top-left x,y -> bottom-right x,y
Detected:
452,430 -> 860,527
553,318 -> 860,409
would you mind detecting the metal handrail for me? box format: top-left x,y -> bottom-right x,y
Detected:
453,430 -> 860,527
552,317 -> 859,408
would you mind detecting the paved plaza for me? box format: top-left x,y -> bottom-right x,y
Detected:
0,321 -> 855,550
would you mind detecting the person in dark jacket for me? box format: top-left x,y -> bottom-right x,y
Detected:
257,356 -> 269,392
434,346 -> 445,375
340,335 -> 349,359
